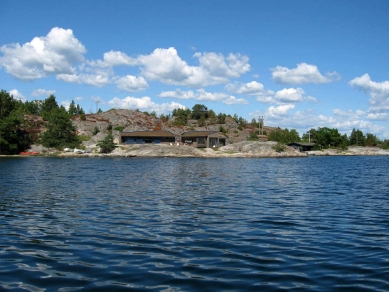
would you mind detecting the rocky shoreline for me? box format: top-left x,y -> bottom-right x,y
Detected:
4,141 -> 388,158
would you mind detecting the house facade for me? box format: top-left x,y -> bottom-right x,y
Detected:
288,142 -> 315,152
181,131 -> 227,148
120,130 -> 228,148
120,130 -> 176,144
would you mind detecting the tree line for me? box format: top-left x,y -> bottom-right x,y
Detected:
0,90 -> 83,154
1,90 -> 388,155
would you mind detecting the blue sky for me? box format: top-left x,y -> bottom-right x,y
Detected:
1,0 -> 389,138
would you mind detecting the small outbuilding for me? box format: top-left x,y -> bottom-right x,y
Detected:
120,130 -> 176,144
288,142 -> 316,152
181,131 -> 227,148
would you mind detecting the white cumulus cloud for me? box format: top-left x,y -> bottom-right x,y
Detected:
115,75 -> 148,92
271,63 -> 340,85
137,47 -> 250,87
31,89 -> 56,96
108,96 -> 185,114
103,51 -> 137,67
349,73 -> 389,113
0,27 -> 86,80
266,104 -> 295,117
225,81 -> 264,95
366,112 -> 388,121
9,89 -> 26,101
159,88 -> 248,104
274,88 -> 305,103
194,52 -> 250,78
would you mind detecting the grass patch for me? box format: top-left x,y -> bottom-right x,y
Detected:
78,135 -> 91,142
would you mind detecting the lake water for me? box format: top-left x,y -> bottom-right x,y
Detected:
0,156 -> 389,291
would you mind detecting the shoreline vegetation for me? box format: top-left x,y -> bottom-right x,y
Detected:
2,142 -> 389,158
1,90 -> 389,157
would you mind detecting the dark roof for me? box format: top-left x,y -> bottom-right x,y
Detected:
121,130 -> 175,137
288,142 -> 316,146
208,132 -> 227,139
181,131 -> 218,138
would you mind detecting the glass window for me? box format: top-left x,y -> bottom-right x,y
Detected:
197,137 -> 206,145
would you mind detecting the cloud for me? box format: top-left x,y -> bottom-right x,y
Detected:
349,73 -> 389,113
158,88 -> 248,104
31,89 -> 56,96
274,87 -> 317,103
61,100 -> 71,110
250,107 -> 386,138
366,112 -> 388,121
137,47 -> 250,87
115,75 -> 148,92
274,88 -> 305,103
107,96 -> 186,114
266,104 -> 295,117
225,81 -> 264,95
194,52 -> 250,78
0,27 -> 85,80
103,51 -> 137,67
57,72 -> 110,87
223,96 -> 248,105
271,63 -> 340,85
9,89 -> 26,102
333,109 -> 365,118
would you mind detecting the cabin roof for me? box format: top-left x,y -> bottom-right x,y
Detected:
181,131 -> 218,138
288,142 -> 316,147
121,130 -> 175,137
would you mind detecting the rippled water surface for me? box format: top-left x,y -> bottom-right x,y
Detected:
1,156 -> 389,291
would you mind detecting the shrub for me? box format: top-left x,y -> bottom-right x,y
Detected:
97,131 -> 116,153
114,126 -> 124,132
93,126 -> 100,135
272,143 -> 286,153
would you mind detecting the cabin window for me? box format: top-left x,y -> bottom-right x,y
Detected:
197,137 -> 206,145
210,138 -> 218,148
126,138 -> 135,144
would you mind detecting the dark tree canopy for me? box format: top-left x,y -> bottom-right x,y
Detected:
97,131 -> 116,153
40,107 -> 80,149
191,104 -> 208,120
0,90 -> 31,154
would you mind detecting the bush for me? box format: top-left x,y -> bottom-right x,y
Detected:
272,143 -> 286,153
114,126 -> 124,132
219,126 -> 227,133
93,126 -> 100,135
97,131 -> 116,153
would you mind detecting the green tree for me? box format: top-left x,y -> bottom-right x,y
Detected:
208,109 -> 217,125
172,108 -> 191,126
191,104 -> 208,120
268,128 -> 300,144
68,100 -> 85,116
349,128 -> 366,146
97,131 -> 116,153
23,100 -> 42,115
41,95 -> 59,120
0,90 -> 31,154
198,116 -> 206,127
217,113 -> 226,124
365,133 -> 379,147
41,107 -> 80,149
